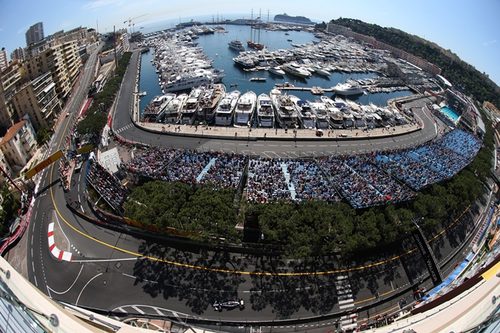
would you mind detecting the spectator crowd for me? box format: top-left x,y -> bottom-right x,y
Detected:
87,159 -> 128,213
88,128 -> 481,210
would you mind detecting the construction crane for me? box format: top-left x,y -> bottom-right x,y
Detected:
123,14 -> 147,33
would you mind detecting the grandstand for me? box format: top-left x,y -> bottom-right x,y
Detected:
112,128 -> 483,209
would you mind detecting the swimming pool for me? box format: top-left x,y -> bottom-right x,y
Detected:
440,106 -> 460,123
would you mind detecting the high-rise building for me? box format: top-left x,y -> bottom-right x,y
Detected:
10,47 -> 25,62
0,47 -> 8,72
25,22 -> 44,46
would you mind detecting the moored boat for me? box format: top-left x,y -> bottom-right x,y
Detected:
233,91 -> 257,127
256,93 -> 274,128
214,90 -> 240,126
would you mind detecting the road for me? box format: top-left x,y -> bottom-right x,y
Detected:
23,45 -> 485,332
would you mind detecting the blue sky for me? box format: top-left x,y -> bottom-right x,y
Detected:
1,0 -> 499,86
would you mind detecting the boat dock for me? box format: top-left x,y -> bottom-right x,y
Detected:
276,85 -> 335,94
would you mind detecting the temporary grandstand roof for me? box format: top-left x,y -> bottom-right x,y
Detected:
98,147 -> 121,174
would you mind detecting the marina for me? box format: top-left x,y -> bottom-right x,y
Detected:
138,24 -> 439,130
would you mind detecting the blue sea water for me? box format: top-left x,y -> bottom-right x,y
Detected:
139,24 -> 412,112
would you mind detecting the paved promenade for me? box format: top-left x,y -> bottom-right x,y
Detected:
134,119 -> 422,142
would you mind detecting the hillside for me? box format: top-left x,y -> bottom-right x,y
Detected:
330,18 -> 500,108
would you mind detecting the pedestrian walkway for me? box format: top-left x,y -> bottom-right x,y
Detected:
134,119 -> 422,142
196,157 -> 217,182
281,162 -> 296,200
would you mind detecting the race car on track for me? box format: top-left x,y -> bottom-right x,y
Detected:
212,299 -> 245,312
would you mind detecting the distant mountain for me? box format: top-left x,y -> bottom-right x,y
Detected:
274,13 -> 314,25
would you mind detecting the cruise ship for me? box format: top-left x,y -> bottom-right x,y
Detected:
214,90 -> 240,126
162,93 -> 188,124
290,95 -> 316,129
197,84 -> 226,123
332,81 -> 364,96
143,94 -> 175,122
310,101 -> 330,129
270,89 -> 300,129
228,40 -> 245,52
233,91 -> 257,127
179,88 -> 202,124
281,63 -> 311,78
256,93 -> 274,128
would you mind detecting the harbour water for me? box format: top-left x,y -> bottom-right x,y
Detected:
139,24 -> 413,113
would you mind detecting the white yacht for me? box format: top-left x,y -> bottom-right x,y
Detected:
310,102 -> 330,129
179,88 -> 202,124
315,66 -> 331,77
233,56 -> 255,68
290,95 -> 316,129
343,112 -> 355,128
162,93 -> 188,124
163,69 -> 224,93
256,93 -> 274,128
197,83 -> 226,123
228,40 -> 245,52
332,81 -> 364,96
330,111 -> 345,129
233,91 -> 257,127
270,89 -> 300,129
352,112 -> 366,128
268,66 -> 285,76
143,94 -> 175,122
281,63 -> 311,78
214,90 -> 240,126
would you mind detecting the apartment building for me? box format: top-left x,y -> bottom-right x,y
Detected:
10,72 -> 61,130
10,48 -> 25,62
0,48 -> 7,72
25,40 -> 82,100
0,61 -> 26,131
0,118 -> 36,174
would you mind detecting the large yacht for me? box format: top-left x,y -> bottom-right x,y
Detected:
143,94 -> 175,122
163,69 -> 224,93
332,81 -> 364,96
343,112 -> 355,128
214,90 -> 240,126
330,111 -> 345,129
270,89 -> 300,129
233,91 -> 257,127
281,63 -> 311,78
268,66 -> 285,76
290,95 -> 316,129
197,84 -> 226,123
310,101 -> 330,129
256,93 -> 274,128
179,88 -> 202,124
162,93 -> 188,124
228,40 -> 245,52
353,112 -> 366,128
233,56 -> 255,68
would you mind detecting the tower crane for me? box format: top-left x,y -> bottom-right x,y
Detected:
123,14 -> 147,33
